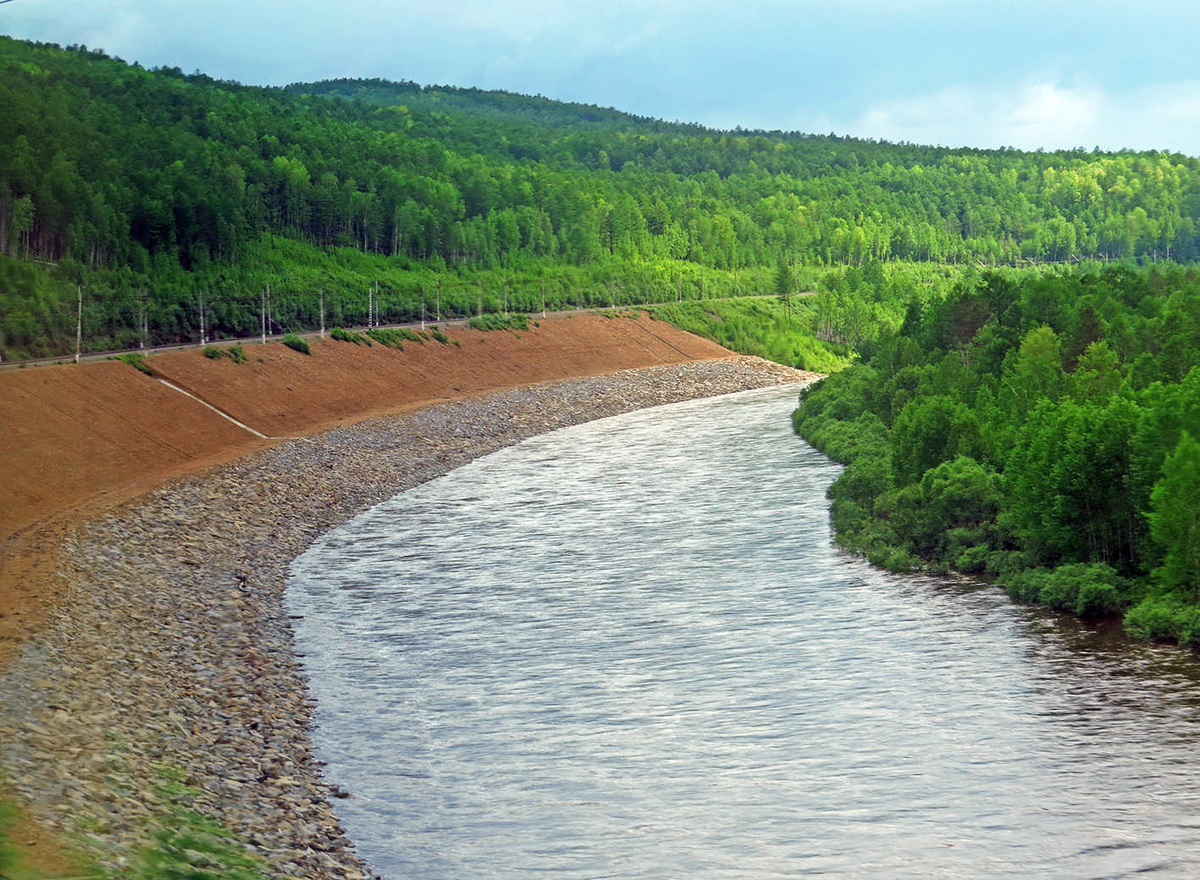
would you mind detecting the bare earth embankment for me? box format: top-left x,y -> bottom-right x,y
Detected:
0,313 -> 818,877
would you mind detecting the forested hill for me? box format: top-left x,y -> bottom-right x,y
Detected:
284,78 -> 699,133
3,35 -> 1200,359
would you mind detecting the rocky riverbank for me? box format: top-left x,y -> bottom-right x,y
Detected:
0,357 -> 818,878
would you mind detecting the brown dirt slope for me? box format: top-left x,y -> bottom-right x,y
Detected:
1,313 -> 727,542
149,312 -> 729,437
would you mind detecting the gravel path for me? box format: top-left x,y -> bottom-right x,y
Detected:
0,357 -> 818,878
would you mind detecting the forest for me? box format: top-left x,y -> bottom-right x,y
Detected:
793,264 -> 1200,643
5,36 -> 1200,359
4,35 -> 1200,638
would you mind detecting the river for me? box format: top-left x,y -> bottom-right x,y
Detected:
287,385 -> 1200,878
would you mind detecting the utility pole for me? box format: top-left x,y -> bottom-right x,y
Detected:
319,291 -> 325,339
75,284 -> 82,364
198,286 -> 207,345
139,289 -> 148,349
541,280 -> 547,318
261,286 -> 267,344
609,278 -> 616,309
477,283 -> 483,317
503,278 -> 509,317
367,284 -> 373,328
421,288 -> 426,331
435,277 -> 441,322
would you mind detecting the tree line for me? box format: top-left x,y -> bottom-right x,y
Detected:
4,37 -> 1200,357
794,265 -> 1200,643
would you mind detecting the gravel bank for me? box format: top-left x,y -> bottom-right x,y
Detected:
0,356 -> 818,878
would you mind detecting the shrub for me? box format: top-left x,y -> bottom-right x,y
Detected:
331,327 -> 371,345
469,312 -> 530,332
429,327 -> 450,344
202,344 -> 247,363
366,327 -> 405,350
883,548 -> 917,573
282,333 -> 311,355
1003,563 -> 1124,618
955,543 -> 991,573
114,352 -> 153,374
1125,596 -> 1189,642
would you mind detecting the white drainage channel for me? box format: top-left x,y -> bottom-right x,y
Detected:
158,378 -> 271,439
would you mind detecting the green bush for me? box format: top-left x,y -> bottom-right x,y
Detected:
429,327 -> 451,344
281,333 -> 311,355
114,352 -> 153,374
202,344 -> 247,364
883,548 -> 917,573
955,543 -> 991,573
1125,596 -> 1189,642
1003,563 -> 1124,618
469,312 -> 530,332
330,327 -> 371,345
365,327 -> 405,350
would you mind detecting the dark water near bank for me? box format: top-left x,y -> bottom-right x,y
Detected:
288,387 -> 1200,878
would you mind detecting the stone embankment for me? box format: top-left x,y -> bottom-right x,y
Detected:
0,357 -> 818,878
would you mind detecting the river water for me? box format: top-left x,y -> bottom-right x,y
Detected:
288,386 -> 1200,878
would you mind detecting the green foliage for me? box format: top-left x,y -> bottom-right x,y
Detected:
1003,563 -> 1125,618
202,344 -> 247,363
124,767 -> 267,880
114,352 -> 153,374
330,327 -> 371,345
365,327 -> 407,349
652,297 -> 850,373
0,798 -> 16,876
2,36 -> 1199,360
1147,432 -> 1200,595
281,333 -> 311,355
428,327 -> 451,344
1123,596 -> 1200,644
794,264 -> 1200,640
468,312 -> 530,331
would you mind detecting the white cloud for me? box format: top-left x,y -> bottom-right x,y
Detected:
838,80 -> 1200,153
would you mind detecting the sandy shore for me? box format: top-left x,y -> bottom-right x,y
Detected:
0,356 -> 817,878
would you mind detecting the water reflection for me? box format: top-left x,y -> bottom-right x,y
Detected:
289,386 -> 1200,878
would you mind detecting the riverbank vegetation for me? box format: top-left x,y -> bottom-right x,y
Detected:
794,264 -> 1200,643
6,36 -> 1200,362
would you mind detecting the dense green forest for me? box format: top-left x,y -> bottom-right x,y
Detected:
4,36 -> 1200,359
793,264 -> 1200,643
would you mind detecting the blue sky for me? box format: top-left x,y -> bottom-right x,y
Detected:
5,0 -> 1200,154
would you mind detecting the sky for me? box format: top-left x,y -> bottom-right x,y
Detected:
5,0 -> 1200,155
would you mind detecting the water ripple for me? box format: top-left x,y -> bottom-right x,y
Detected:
289,386 -> 1200,878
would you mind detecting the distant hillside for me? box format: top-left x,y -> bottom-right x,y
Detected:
2,35 -> 1200,360
285,77 -> 705,135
